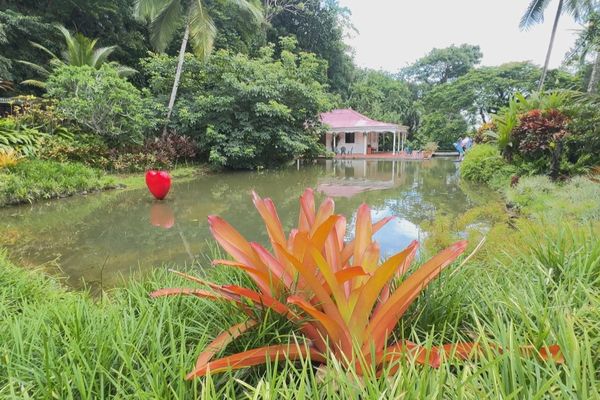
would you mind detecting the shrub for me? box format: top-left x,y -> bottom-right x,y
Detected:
45,65 -> 158,145
0,117 -> 46,156
423,141 -> 439,152
39,134 -> 110,168
460,144 -> 515,186
0,159 -> 113,205
142,38 -> 333,169
474,122 -> 496,144
0,149 -> 19,169
563,93 -> 600,168
104,133 -> 199,173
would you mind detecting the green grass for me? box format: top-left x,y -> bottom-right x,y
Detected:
1,220 -> 599,399
110,164 -> 209,190
506,175 -> 600,222
0,160 -> 115,206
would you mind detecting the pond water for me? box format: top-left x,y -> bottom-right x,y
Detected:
1,159 -> 490,291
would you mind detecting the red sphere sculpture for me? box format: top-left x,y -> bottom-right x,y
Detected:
145,170 -> 171,200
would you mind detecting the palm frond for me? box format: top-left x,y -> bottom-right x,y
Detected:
15,60 -> 51,77
29,41 -> 60,60
226,0 -> 264,23
134,0 -> 170,20
150,0 -> 183,53
520,0 -> 552,30
187,0 -> 216,59
92,46 -> 118,67
20,79 -> 47,89
110,62 -> 138,77
564,0 -> 596,22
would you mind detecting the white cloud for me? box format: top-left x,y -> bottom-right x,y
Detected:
338,0 -> 583,72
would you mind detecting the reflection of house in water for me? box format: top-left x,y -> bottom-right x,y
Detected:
317,159 -> 410,198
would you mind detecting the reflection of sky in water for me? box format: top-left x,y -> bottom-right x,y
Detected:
345,206 -> 422,260
0,159 -> 489,290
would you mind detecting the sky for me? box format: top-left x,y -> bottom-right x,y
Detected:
337,0 -> 584,72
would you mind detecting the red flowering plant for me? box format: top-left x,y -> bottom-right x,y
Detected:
512,109 -> 570,179
152,189 -> 564,379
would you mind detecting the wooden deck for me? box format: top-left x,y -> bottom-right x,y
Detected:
333,151 -> 430,160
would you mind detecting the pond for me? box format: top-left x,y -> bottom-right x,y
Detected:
1,159 -> 492,291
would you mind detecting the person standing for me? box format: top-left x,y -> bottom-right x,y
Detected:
454,137 -> 465,161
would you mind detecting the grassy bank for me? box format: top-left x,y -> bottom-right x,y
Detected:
1,216 -> 599,398
0,161 -> 209,207
0,160 -> 115,206
110,164 -> 209,190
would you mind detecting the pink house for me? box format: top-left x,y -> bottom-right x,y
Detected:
320,109 -> 408,155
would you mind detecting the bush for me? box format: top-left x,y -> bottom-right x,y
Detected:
0,117 -> 46,156
105,133 -> 199,173
474,122 -> 495,144
0,159 -> 114,205
563,94 -> 600,168
512,109 -> 569,179
39,134 -> 110,168
460,144 -> 515,186
142,38 -> 333,169
46,65 -> 158,145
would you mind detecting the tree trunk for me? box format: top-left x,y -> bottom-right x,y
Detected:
587,50 -> 600,94
539,0 -> 563,92
163,23 -> 190,134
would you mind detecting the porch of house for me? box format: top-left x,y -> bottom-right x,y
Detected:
332,151 -> 430,160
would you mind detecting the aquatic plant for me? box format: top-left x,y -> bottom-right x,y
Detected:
152,189 -> 564,379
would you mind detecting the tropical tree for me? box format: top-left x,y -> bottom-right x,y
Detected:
568,12 -> 600,92
19,25 -> 135,88
134,0 -> 263,129
399,44 -> 483,86
520,0 -> 596,91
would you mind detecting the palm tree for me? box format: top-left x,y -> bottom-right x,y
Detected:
135,0 -> 263,128
520,0 -> 595,91
19,25 -> 136,88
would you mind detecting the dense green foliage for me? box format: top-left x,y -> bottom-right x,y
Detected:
400,44 -> 483,86
0,117 -> 46,156
460,144 -> 515,186
143,39 -> 333,169
46,65 -> 157,145
0,159 -> 114,206
0,2 -> 149,86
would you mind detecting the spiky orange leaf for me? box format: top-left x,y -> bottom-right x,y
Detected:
287,295 -> 346,347
366,241 -> 468,352
149,288 -> 221,300
298,188 -> 316,231
208,216 -> 261,270
349,241 -> 419,341
353,204 -> 373,266
341,215 -> 394,265
211,259 -> 275,293
186,344 -> 326,379
252,192 -> 287,245
194,320 -> 258,370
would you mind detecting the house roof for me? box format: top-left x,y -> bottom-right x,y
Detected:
320,109 -> 407,133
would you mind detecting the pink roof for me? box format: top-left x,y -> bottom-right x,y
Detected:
320,109 -> 399,132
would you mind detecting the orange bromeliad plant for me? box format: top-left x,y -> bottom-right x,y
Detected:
152,189 -> 563,379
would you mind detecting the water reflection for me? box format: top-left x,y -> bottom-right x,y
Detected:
150,202 -> 175,229
0,159 -> 492,290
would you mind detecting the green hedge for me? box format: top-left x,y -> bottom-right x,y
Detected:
460,144 -> 515,187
